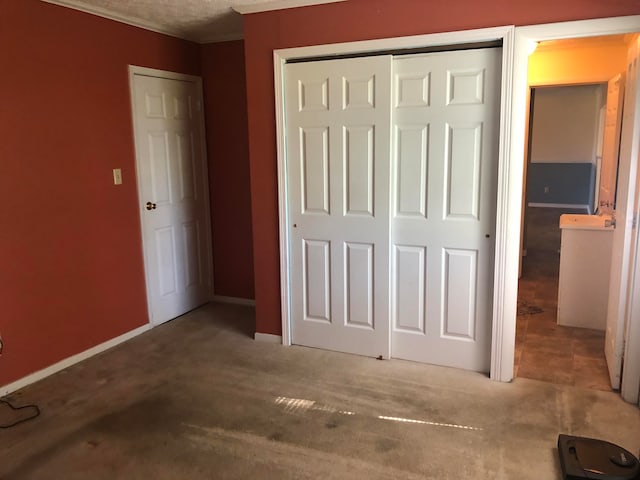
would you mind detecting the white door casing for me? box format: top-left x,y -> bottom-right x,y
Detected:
391,49 -> 502,372
130,67 -> 213,325
276,26 -> 514,377
285,56 -> 392,357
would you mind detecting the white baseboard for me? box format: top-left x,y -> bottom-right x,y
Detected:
212,295 -> 256,307
254,332 -> 282,344
0,324 -> 152,397
527,202 -> 591,213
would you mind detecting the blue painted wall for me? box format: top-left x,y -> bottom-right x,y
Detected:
526,162 -> 596,207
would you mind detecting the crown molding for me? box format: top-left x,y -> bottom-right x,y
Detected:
199,31 -> 245,44
232,0 -> 346,15
40,0 -> 200,42
41,0 -> 347,43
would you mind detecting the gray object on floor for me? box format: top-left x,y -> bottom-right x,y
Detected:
558,434 -> 640,479
517,300 -> 544,316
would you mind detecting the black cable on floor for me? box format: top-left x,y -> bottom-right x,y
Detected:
0,398 -> 40,429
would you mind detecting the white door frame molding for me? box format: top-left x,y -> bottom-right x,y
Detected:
274,16 -> 640,383
274,26 -> 515,378
128,65 -> 215,324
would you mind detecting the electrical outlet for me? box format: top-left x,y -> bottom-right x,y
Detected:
544,186 -> 550,193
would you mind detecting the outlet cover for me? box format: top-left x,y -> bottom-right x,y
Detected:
113,168 -> 122,185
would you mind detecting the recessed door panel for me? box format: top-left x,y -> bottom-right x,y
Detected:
145,92 -> 166,118
344,126 -> 374,216
445,123 -> 482,219
395,125 -> 428,217
343,76 -> 375,109
299,79 -> 329,112
447,69 -> 485,105
155,227 -> 177,296
183,221 -> 201,288
344,242 -> 374,328
301,127 -> 330,215
173,95 -> 190,119
304,240 -> 331,323
443,248 -> 477,340
177,132 -> 195,201
148,132 -> 172,205
393,245 -> 426,334
396,74 -> 430,108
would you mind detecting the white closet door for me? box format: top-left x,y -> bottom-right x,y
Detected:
390,49 -> 502,372
285,56 -> 392,358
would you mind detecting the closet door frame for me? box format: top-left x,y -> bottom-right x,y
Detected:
276,26 -> 514,381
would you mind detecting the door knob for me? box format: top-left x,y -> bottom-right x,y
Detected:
145,202 -> 157,211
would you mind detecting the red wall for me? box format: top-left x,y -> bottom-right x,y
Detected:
201,41 -> 255,300
0,0 -> 201,386
243,0 -> 640,336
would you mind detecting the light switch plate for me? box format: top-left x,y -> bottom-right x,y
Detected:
113,168 -> 122,185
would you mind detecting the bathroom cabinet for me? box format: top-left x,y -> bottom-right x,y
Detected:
557,214 -> 614,330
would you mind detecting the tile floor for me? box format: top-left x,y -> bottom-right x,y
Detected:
515,207 -> 612,391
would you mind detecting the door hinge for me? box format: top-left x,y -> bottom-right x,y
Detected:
632,213 -> 638,230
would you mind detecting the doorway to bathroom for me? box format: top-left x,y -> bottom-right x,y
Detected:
515,34 -> 631,391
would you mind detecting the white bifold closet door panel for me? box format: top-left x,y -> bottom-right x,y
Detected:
285,56 -> 393,358
391,49 -> 502,372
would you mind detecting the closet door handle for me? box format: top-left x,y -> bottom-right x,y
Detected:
145,202 -> 157,211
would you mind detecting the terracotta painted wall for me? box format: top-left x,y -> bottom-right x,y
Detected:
0,0 -> 201,386
243,0 -> 640,336
201,41 -> 254,300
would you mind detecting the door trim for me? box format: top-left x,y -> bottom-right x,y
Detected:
128,65 -> 215,325
274,26 -> 515,375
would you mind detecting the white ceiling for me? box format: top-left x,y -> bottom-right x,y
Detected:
41,0 -> 345,43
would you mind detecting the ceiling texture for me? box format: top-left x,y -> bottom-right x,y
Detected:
41,0 -> 345,43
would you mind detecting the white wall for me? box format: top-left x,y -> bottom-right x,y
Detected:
530,84 -> 605,164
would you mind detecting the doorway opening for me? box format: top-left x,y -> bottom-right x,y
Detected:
514,34 -> 633,391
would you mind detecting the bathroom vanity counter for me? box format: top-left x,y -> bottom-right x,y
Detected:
557,214 -> 614,330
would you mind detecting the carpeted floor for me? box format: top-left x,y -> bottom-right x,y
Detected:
1,302 -> 638,479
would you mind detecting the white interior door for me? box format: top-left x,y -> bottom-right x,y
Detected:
599,74 -> 625,211
606,36 -> 640,391
131,71 -> 213,325
285,56 -> 392,358
390,49 -> 502,372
